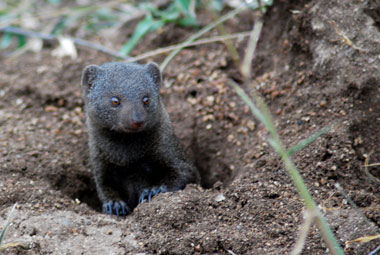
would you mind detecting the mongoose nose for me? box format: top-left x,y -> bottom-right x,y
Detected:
131,120 -> 144,129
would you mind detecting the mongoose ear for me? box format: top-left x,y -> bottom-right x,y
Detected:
81,65 -> 102,95
145,62 -> 162,88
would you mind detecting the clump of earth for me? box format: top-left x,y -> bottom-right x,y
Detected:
0,0 -> 379,254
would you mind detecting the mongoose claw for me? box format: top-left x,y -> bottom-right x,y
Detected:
102,200 -> 128,216
114,201 -> 128,216
103,201 -> 113,215
138,185 -> 168,204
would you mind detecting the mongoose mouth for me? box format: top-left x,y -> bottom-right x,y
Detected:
115,120 -> 145,133
118,126 -> 144,133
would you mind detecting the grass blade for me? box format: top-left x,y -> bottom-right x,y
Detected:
288,126 -> 329,156
268,137 -> 282,155
50,17 -> 68,35
369,244 -> 380,255
16,34 -> 26,48
233,79 -> 343,255
241,17 -> 263,78
229,80 -> 270,129
175,0 -> 191,16
0,204 -> 17,248
127,31 -> 250,62
119,14 -> 163,56
233,11 -> 344,251
0,32 -> 13,49
175,0 -> 197,24
291,209 -> 316,255
160,5 -> 246,72
176,16 -> 198,27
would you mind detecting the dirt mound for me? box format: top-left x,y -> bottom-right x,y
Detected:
0,0 -> 379,254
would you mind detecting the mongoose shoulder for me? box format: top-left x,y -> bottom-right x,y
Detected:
81,62 -> 200,216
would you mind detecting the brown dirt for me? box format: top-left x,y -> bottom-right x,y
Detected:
1,0 -> 379,254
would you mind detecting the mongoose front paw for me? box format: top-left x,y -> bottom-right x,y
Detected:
103,200 -> 129,216
138,185 -> 168,204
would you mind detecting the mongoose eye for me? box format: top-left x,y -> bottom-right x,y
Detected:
142,96 -> 149,106
110,96 -> 120,106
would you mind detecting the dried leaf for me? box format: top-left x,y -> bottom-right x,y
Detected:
346,234 -> 380,246
52,36 -> 77,59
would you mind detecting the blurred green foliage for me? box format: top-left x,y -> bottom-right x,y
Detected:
120,0 -> 199,56
0,0 -> 273,55
0,0 -> 201,55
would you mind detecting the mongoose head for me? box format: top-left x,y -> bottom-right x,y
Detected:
81,62 -> 162,133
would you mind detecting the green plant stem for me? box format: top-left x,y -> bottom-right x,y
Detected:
281,144 -> 342,255
231,80 -> 344,255
280,148 -> 317,209
160,5 -> 246,72
233,9 -> 345,254
247,89 -> 343,254
288,127 -> 329,156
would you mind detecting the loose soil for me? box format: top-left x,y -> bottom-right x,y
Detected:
1,0 -> 379,254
